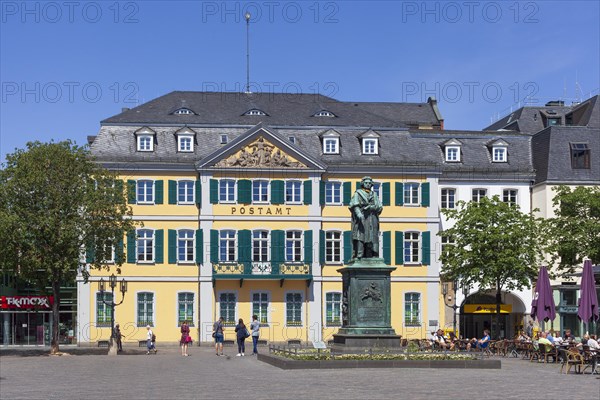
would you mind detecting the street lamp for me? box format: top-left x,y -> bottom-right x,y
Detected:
99,274 -> 127,355
442,279 -> 459,336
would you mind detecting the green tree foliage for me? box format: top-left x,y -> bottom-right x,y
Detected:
0,141 -> 137,353
439,196 -> 546,338
547,185 -> 600,274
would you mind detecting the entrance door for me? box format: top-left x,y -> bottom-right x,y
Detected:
12,313 -> 47,345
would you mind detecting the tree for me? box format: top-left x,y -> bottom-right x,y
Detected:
546,185 -> 600,274
439,196 -> 546,339
0,141 -> 136,354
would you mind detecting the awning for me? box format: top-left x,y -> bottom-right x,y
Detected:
463,304 -> 513,314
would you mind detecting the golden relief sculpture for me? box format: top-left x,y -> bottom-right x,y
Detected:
215,137 -> 307,168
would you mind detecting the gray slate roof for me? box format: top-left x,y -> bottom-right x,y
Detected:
531,126 -> 600,184
100,91 -> 442,128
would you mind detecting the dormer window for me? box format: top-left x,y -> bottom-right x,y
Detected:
220,134 -> 229,144
173,108 -> 194,115
362,138 -> 378,155
490,139 -> 509,163
314,110 -> 336,117
174,127 -> 196,153
244,109 -> 266,116
324,138 -> 339,154
289,136 -> 296,144
135,127 -> 156,152
570,143 -> 590,169
442,139 -> 461,162
445,146 -> 460,162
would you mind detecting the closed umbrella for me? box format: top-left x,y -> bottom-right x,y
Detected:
578,259 -> 599,330
531,266 -> 556,327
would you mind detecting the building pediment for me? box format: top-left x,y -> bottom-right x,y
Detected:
215,136 -> 308,168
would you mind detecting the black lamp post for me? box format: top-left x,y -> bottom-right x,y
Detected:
442,279 -> 459,335
99,274 -> 127,355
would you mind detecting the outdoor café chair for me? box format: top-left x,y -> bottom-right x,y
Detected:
540,343 -> 559,363
565,350 -> 586,374
529,342 -> 541,362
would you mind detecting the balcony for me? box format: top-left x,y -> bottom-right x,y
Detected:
212,261 -> 312,286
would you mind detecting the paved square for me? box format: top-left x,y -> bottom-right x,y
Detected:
1,346 -> 598,400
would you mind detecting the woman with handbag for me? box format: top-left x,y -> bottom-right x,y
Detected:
180,321 -> 191,356
234,318 -> 249,357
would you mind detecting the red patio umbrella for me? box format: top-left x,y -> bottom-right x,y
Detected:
531,266 -> 556,323
577,259 -> 599,325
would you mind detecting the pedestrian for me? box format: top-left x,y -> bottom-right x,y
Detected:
249,314 -> 260,355
114,323 -> 124,352
525,320 -> 534,339
180,320 -> 191,356
234,318 -> 249,356
146,325 -> 157,354
213,317 -> 224,356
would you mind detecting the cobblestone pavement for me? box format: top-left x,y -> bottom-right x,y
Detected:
1,345 -> 598,400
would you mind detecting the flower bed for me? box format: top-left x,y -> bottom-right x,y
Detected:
271,349 -> 477,361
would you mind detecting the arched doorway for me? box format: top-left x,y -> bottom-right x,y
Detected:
460,291 -> 526,339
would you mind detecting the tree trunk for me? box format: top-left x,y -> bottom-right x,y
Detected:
50,280 -> 61,354
495,279 -> 502,340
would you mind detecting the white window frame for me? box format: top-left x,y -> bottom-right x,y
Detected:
220,134 -> 229,144
137,135 -> 154,152
137,229 -> 154,263
177,229 -> 195,264
285,180 -> 302,204
219,179 -> 236,203
252,180 -> 269,204
323,138 -> 339,154
177,180 -> 195,205
362,138 -> 378,155
404,231 -> 420,265
445,146 -> 460,162
285,291 -> 304,327
252,230 -> 269,262
315,110 -> 335,117
219,230 -> 237,263
441,235 -> 455,266
372,182 -> 382,200
325,291 -> 342,327
325,230 -> 343,264
472,188 -> 487,202
136,291 -> 155,327
174,108 -> 193,115
251,291 -> 270,326
325,181 -> 342,205
137,180 -> 155,204
285,230 -> 303,263
403,182 -> 420,206
492,146 -> 507,162
502,189 -> 518,205
176,291 -> 195,327
404,292 -> 421,326
440,188 -> 456,209
177,135 -> 194,153
218,291 -> 237,326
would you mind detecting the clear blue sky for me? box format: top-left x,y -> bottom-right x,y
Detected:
1,1 -> 599,161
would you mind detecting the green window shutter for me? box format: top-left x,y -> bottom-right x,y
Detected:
238,230 -> 251,263
319,230 -> 325,265
421,182 -> 430,207
382,182 -> 391,206
115,237 -> 124,264
115,180 -> 124,199
154,229 -> 164,263
127,230 -> 136,263
383,231 -> 391,265
238,180 -> 251,204
303,180 -> 312,205
209,179 -> 219,204
421,231 -> 431,265
168,180 -> 177,204
304,230 -> 313,264
127,180 -> 136,204
195,229 -> 203,264
86,243 -> 95,263
271,230 -> 285,265
395,182 -> 404,206
210,230 -> 219,263
271,180 -> 284,205
343,182 -> 352,206
168,229 -> 177,264
343,230 -> 352,264
319,181 -> 325,206
395,231 -> 404,265
155,180 -> 164,204
355,181 -> 361,191
195,180 -> 202,206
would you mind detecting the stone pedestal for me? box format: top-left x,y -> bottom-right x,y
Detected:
332,258 -> 401,351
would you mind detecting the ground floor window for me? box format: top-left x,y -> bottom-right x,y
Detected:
252,292 -> 269,324
219,292 -> 236,326
404,292 -> 420,326
137,292 -> 154,327
177,292 -> 194,326
325,292 -> 342,326
286,293 -> 302,326
96,292 -> 113,327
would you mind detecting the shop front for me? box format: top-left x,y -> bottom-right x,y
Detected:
460,291 -> 526,339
